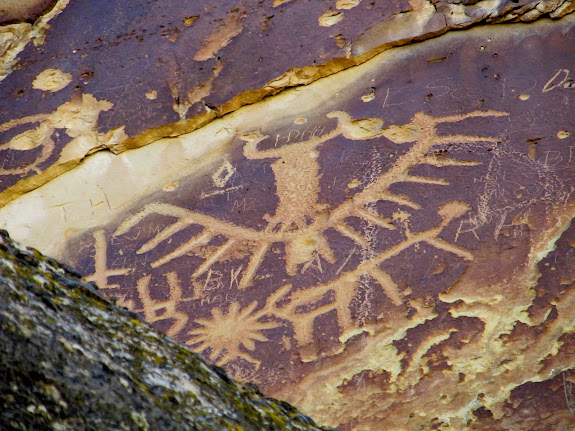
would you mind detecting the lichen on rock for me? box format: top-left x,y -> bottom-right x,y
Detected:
0,230 -> 332,431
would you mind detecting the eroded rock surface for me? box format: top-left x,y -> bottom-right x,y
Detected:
0,0 -> 68,83
1,1 -> 575,430
0,230 -> 332,431
1,0 -> 575,206
0,0 -> 57,24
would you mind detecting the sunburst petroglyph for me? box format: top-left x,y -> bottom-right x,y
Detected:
187,301 -> 281,367
97,109 -> 509,364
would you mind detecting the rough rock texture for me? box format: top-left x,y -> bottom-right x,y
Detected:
0,0 -> 68,82
1,0 -> 575,205
1,1 -> 575,430
0,230 -> 332,431
0,0 -> 58,24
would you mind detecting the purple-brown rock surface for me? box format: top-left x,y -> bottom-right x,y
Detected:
1,1 -> 575,429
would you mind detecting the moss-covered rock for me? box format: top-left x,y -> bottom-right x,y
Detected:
0,230 -> 333,431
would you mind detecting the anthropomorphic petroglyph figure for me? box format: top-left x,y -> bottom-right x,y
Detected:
240,111 -> 386,232
0,94 -> 124,176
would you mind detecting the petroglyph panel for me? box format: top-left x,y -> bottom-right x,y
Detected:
2,12 -> 575,431
1,0 -> 575,209
0,91 -> 126,188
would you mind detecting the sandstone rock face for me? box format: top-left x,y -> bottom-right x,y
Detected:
0,0 -> 69,82
1,1 -> 575,430
0,230 -> 332,431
